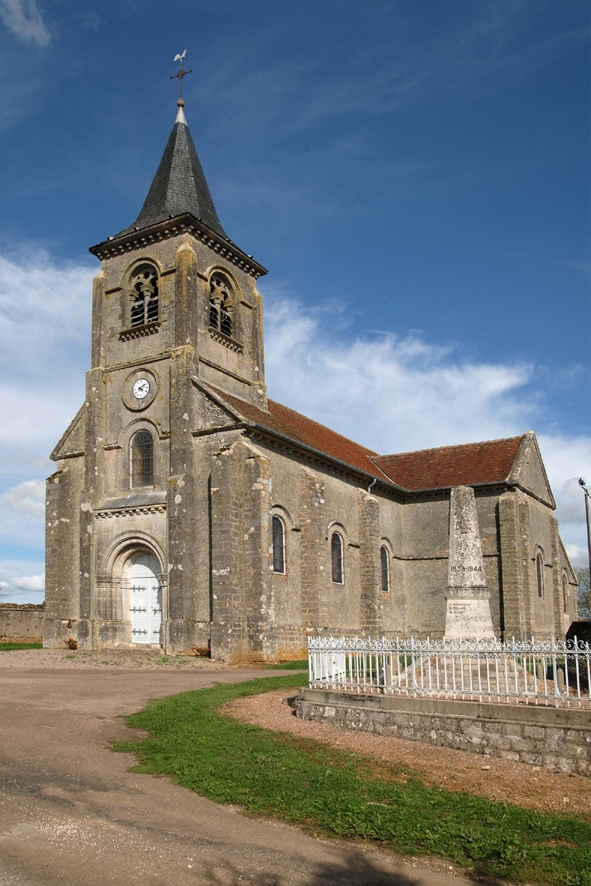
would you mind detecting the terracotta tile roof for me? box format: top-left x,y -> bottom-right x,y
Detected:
209,386 -> 524,492
372,436 -> 524,490
209,387 -> 390,482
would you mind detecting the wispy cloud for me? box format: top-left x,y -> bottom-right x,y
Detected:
0,560 -> 44,600
563,260 -> 591,278
202,1 -> 588,146
11,573 -> 43,591
0,249 -> 92,600
2,479 -> 44,518
264,293 -> 535,450
0,0 -> 50,46
0,248 -> 93,476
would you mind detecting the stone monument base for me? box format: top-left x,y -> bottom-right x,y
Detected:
445,589 -> 495,639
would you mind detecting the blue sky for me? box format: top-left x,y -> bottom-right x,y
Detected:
0,0 -> 589,602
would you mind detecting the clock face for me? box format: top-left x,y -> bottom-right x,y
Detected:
133,378 -> 150,400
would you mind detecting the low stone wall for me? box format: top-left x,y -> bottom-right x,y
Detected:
0,604 -> 44,639
296,688 -> 591,776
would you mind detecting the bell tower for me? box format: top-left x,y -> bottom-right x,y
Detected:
45,82 -> 268,651
88,97 -> 268,404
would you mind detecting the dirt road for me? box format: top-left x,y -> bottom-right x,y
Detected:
0,661 -> 481,886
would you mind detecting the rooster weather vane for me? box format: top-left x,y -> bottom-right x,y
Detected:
171,50 -> 192,103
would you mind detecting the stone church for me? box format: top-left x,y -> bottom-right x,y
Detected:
44,97 -> 578,660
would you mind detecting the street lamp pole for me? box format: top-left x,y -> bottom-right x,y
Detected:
579,478 -> 591,578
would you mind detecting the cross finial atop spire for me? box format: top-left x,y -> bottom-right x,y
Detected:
170,50 -> 192,106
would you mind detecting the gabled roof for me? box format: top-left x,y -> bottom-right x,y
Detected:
205,385 -> 534,497
116,105 -> 226,239
206,386 -> 392,484
372,437 -> 525,491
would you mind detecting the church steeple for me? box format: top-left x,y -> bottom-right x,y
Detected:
116,99 -> 227,239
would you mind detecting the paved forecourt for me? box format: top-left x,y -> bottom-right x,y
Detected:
0,658 -> 477,886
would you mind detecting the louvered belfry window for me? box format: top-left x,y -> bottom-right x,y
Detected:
131,431 -> 154,487
272,516 -> 286,574
209,273 -> 233,337
130,266 -> 159,327
331,532 -> 344,584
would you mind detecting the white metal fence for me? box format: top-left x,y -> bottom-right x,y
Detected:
308,635 -> 591,708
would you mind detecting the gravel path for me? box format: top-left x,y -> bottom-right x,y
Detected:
222,688 -> 591,820
0,647 -> 231,670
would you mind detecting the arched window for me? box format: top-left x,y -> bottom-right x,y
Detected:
272,515 -> 286,574
562,574 -> 568,614
331,531 -> 344,584
380,545 -> 390,593
536,552 -> 544,598
130,431 -> 154,487
129,265 -> 158,327
209,273 -> 233,337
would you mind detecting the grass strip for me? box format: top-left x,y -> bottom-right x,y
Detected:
262,659 -> 308,670
114,675 -> 591,886
0,641 -> 43,651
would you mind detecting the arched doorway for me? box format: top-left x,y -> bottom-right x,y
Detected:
126,553 -> 162,645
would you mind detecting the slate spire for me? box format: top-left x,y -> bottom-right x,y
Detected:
118,99 -> 227,238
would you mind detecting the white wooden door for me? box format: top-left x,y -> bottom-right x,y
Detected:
127,554 -> 162,645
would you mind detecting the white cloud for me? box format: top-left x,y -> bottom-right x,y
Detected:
1,479 -> 45,518
0,249 -> 92,362
264,295 -> 535,453
566,546 -> 588,572
0,479 -> 46,550
0,559 -> 45,601
11,573 -> 44,592
0,249 -> 93,476
0,249 -> 92,556
537,445 -> 591,569
0,0 -> 50,46
264,292 -> 591,563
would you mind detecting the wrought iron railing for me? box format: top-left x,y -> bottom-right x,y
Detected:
308,635 -> 591,708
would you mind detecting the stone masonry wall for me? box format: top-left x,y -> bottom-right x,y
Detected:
297,688 -> 591,776
0,605 -> 44,639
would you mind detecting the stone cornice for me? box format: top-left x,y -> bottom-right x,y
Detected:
95,505 -> 166,519
208,326 -> 243,353
119,321 -> 161,341
89,213 -> 268,279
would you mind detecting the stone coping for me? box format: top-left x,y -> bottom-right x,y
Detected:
300,688 -> 591,729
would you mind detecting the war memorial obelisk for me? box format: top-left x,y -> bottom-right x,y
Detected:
445,486 -> 495,639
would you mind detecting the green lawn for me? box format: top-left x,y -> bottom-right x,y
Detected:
263,659 -> 308,670
114,675 -> 591,886
0,641 -> 43,651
